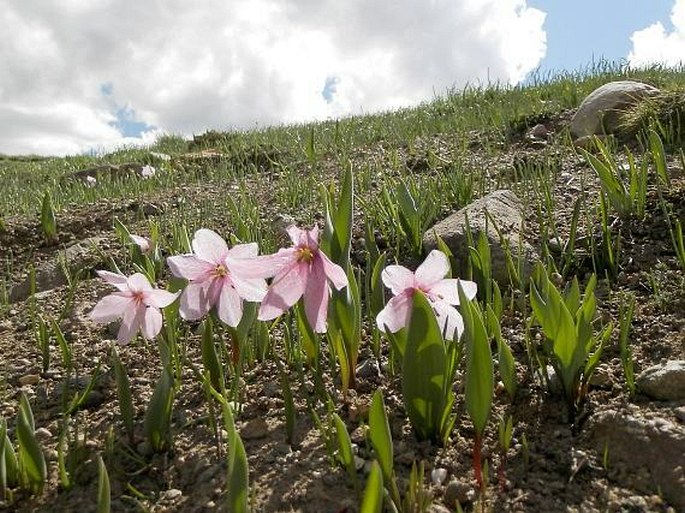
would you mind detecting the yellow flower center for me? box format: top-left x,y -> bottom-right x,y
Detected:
214,264 -> 228,277
297,247 -> 315,263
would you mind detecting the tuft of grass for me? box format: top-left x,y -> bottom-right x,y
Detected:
620,88 -> 685,147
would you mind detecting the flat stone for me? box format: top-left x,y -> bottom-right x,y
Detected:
423,190 -> 537,286
637,360 -> 685,401
570,81 -> 660,139
18,374 -> 41,386
588,409 -> 685,510
9,236 -> 108,303
240,418 -> 269,440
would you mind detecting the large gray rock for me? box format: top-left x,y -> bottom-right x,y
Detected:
423,190 -> 537,285
637,360 -> 685,401
588,410 -> 685,510
570,80 -> 660,139
9,236 -> 108,303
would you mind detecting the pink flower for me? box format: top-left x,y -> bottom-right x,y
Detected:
90,271 -> 179,345
166,229 -> 267,326
376,250 -> 477,340
130,234 -> 152,254
236,225 -> 347,333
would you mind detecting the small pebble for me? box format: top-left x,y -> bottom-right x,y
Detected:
444,479 -> 472,506
431,467 -> 448,486
34,427 -> 52,441
18,374 -> 40,386
163,489 -> 182,501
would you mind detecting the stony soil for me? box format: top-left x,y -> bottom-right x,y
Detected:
1,124 -> 684,513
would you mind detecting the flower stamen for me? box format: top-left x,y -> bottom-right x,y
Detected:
297,246 -> 315,263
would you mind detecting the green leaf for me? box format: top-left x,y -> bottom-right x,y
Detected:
96,456 -> 111,513
222,403 -> 249,513
329,267 -> 362,391
460,284 -> 493,438
402,291 -> 450,442
322,164 -> 354,268
0,418 -> 17,497
333,413 -> 358,490
360,461 -> 384,513
16,394 -> 46,493
111,347 -> 134,441
143,369 -> 175,452
40,190 -> 57,243
51,319 -> 72,372
487,306 -> 516,399
369,253 -> 388,318
648,128 -> 670,186
368,390 -> 393,483
295,301 -> 319,365
201,317 -> 224,392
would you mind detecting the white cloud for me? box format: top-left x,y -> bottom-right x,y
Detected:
0,0 -> 546,156
628,0 -> 685,68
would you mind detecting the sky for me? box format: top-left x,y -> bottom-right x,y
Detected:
0,0 -> 684,157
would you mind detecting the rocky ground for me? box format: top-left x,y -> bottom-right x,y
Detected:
1,104 -> 684,513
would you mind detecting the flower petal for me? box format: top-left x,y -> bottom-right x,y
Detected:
230,248 -> 297,279
230,274 -> 267,303
192,229 -> 229,264
130,234 -> 151,253
90,293 -> 133,323
319,251 -> 348,290
431,300 -> 465,341
258,262 -> 308,321
305,225 -> 320,249
142,307 -> 163,339
286,224 -> 307,245
415,250 -> 450,288
167,255 -> 214,281
381,265 -> 415,295
144,289 -> 180,309
96,270 -> 129,291
227,242 -> 259,259
457,279 -> 478,301
216,284 -> 243,327
427,279 -> 460,305
126,273 -> 153,293
179,281 -> 214,320
117,302 -> 145,345
304,258 -> 330,333
376,290 -> 413,333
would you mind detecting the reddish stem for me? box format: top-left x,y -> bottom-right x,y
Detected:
473,435 -> 483,491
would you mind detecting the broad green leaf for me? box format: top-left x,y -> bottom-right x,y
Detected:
333,413 -> 358,489
295,301 -> 319,365
322,164 -> 354,268
200,317 -> 224,392
111,347 -> 134,441
369,390 -> 393,483
360,461 -> 384,513
2,428 -> 18,489
143,369 -> 175,452
16,394 -> 46,493
402,291 -> 449,441
222,403 -> 249,513
460,284 -> 493,437
96,456 -> 111,513
234,300 -> 258,343
369,252 -> 388,318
